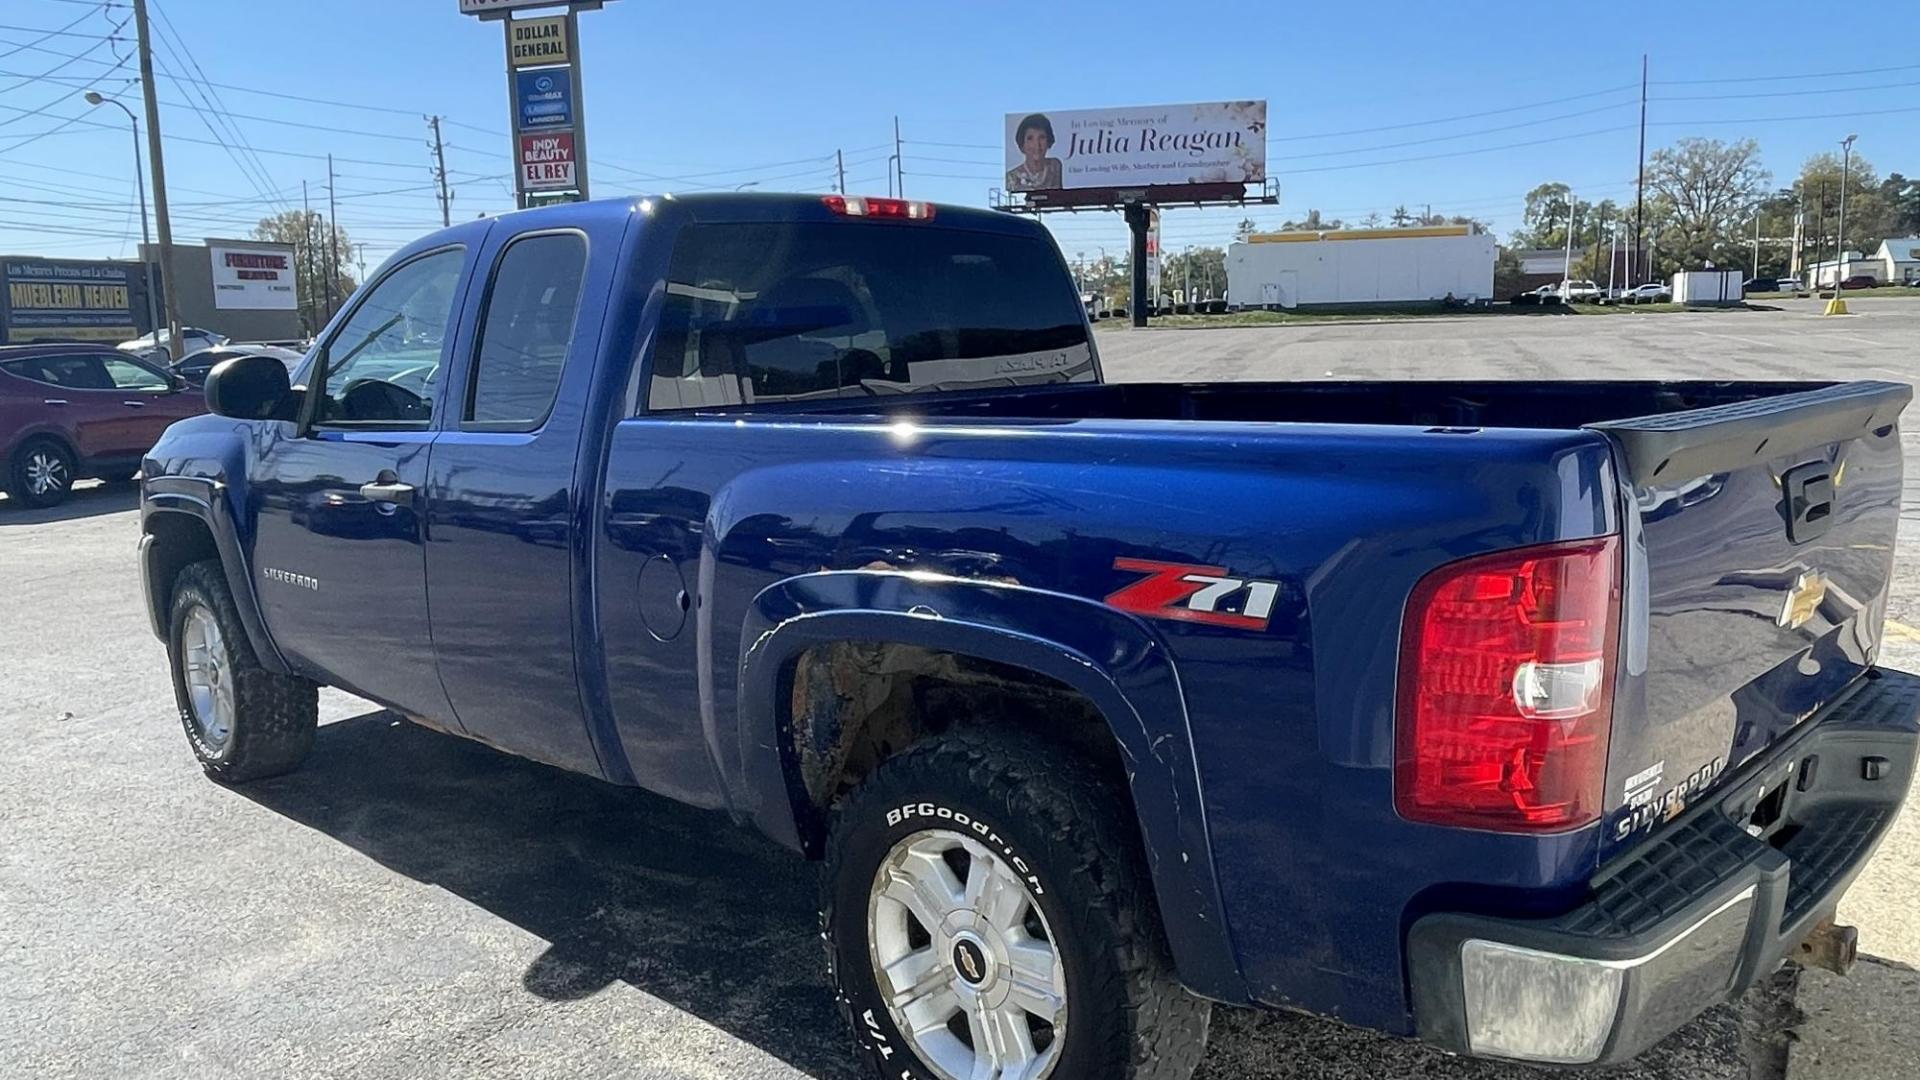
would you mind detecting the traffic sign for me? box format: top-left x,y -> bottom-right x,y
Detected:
514,68 -> 574,129
519,130 -> 577,190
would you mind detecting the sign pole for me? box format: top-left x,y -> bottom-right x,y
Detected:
504,15 -> 526,209
1125,202 -> 1150,328
566,6 -> 588,200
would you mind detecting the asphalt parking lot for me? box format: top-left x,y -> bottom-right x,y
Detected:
6,296 -> 1920,1080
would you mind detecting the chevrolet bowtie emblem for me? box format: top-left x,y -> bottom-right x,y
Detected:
1779,570 -> 1828,630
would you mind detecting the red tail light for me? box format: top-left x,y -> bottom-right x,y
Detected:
1395,537 -> 1620,832
822,194 -> 935,220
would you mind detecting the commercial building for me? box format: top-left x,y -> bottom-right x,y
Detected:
2,240 -> 302,347
1226,225 -> 1495,310
1873,238 -> 1920,284
1806,252 -> 1880,288
141,239 -> 303,342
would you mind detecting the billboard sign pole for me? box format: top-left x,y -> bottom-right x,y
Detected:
994,100 -> 1273,326
470,2 -> 609,208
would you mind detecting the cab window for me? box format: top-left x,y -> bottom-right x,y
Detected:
315,247 -> 465,427
465,232 -> 586,430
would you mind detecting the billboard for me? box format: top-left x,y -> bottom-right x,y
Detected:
1,258 -> 139,343
209,243 -> 297,311
1002,101 -> 1266,194
519,130 -> 577,189
514,68 -> 574,129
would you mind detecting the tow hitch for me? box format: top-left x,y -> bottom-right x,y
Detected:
1797,917 -> 1859,975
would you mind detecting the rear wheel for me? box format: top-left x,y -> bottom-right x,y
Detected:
6,438 -> 74,508
166,560 -> 318,782
824,732 -> 1209,1080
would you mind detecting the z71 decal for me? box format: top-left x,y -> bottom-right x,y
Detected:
1105,557 -> 1282,631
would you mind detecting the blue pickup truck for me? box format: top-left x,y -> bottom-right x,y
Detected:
139,193 -> 1919,1077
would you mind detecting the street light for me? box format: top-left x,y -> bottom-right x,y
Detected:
84,90 -> 160,342
1833,134 -> 1858,288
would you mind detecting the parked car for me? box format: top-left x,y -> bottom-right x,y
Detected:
1509,284 -> 1560,306
1623,282 -> 1672,304
1,343 -> 202,507
1840,275 -> 1879,290
141,193 -> 1920,1077
1557,279 -> 1602,302
172,343 -> 306,388
119,326 -> 228,364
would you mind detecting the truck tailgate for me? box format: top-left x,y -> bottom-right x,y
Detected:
1590,381 -> 1911,855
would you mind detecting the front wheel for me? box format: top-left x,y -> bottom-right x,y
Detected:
167,560 -> 318,782
824,733 -> 1210,1080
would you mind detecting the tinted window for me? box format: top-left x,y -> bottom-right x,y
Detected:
647,222 -> 1092,410
318,247 -> 465,426
2,354 -> 115,389
103,357 -> 170,391
467,232 -> 585,427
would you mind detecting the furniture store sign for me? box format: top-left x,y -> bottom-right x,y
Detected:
1001,100 -> 1267,193
1,258 -> 137,342
209,243 -> 298,311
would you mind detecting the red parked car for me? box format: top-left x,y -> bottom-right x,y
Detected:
0,343 -> 205,508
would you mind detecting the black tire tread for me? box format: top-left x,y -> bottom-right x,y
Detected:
823,730 -> 1210,1080
169,560 -> 318,782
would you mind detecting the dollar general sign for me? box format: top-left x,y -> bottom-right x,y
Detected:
507,16 -> 569,67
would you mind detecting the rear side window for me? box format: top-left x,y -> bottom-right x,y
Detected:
1,354 -> 115,389
646,222 -> 1093,410
466,232 -> 586,429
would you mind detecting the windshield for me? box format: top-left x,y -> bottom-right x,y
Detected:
646,222 -> 1094,410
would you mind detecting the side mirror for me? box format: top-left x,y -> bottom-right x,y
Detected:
205,354 -> 298,421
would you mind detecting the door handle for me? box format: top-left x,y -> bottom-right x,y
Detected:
122,400 -> 147,408
43,399 -> 67,406
358,480 -> 415,506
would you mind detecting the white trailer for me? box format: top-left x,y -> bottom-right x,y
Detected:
1671,270 -> 1744,306
1225,226 -> 1495,310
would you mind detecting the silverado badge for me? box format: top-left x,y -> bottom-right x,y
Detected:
1778,570 -> 1828,630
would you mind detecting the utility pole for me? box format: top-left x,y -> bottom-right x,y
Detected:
892,116 -> 904,198
1751,210 -> 1761,278
428,115 -> 452,227
836,149 -> 846,194
326,154 -> 341,318
132,0 -> 180,354
1608,218 -> 1619,296
301,181 -> 316,333
1562,197 -> 1577,294
1632,53 -> 1647,289
354,242 -> 368,282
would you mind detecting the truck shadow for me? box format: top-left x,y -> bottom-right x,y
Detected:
0,481 -> 138,525
238,710 -> 1781,1080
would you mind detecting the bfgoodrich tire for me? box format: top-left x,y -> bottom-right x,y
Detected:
166,560 -> 318,782
823,732 -> 1210,1080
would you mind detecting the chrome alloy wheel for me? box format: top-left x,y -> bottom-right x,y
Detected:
181,605 -> 235,750
24,448 -> 67,496
867,829 -> 1067,1080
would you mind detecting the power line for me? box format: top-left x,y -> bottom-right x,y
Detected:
0,10 -> 109,57
1653,62 -> 1920,86
1275,101 -> 1634,162
1653,78 -> 1920,103
1653,104 -> 1920,127
1271,84 -> 1639,143
151,0 -> 286,208
1274,124 -> 1637,176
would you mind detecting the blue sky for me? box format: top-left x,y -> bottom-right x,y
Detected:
1,0 -> 1916,272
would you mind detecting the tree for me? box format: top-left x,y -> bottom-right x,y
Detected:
1359,211 -> 1382,229
1279,209 -> 1344,231
1511,183 -> 1574,250
1390,204 -> 1412,228
1643,137 -> 1769,269
1494,247 -> 1527,297
254,209 -> 358,334
1233,217 -> 1258,243
1884,173 -> 1920,236
1161,246 -> 1228,301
